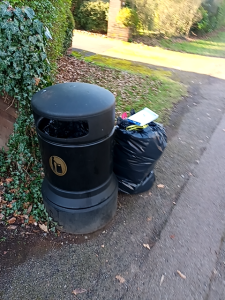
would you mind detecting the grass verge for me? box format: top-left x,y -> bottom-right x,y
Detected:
159,30 -> 225,57
68,52 -> 187,124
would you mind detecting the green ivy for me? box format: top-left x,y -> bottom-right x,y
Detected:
8,0 -> 74,64
0,2 -> 55,228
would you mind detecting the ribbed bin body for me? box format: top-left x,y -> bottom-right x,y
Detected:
32,82 -> 118,234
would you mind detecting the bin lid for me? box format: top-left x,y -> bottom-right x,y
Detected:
31,82 -> 115,120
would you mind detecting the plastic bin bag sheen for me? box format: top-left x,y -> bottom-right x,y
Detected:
113,121 -> 167,194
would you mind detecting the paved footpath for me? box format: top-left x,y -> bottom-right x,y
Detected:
72,31 -> 225,80
1,34 -> 225,300
132,111 -> 225,300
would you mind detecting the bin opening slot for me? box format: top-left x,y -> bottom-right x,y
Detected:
39,118 -> 89,139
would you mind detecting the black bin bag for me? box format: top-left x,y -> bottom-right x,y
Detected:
113,120 -> 167,194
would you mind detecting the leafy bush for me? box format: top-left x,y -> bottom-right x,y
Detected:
191,0 -> 225,35
191,6 -> 212,34
129,0 -> 201,36
76,1 -> 109,33
116,7 -> 139,29
71,0 -> 84,15
127,0 -> 225,37
215,0 -> 225,28
0,2 -> 54,228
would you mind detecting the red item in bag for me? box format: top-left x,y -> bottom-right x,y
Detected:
121,112 -> 127,119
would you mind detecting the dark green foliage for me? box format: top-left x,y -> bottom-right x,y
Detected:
124,0 -> 132,8
63,8 -> 75,52
76,1 -> 109,33
71,0 -> 84,15
46,0 -> 74,62
0,2 -> 55,227
9,0 -> 74,63
191,1 -> 225,35
191,6 -> 213,34
0,0 -> 74,229
0,2 -> 51,101
216,0 -> 225,28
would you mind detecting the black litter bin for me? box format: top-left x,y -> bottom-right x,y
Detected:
31,82 -> 118,234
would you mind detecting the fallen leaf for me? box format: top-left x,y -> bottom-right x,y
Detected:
177,270 -> 186,279
39,223 -> 48,233
28,215 -> 36,224
16,216 -> 24,224
23,202 -> 30,209
34,77 -> 41,86
170,235 -> 175,239
143,243 -> 151,250
160,274 -> 165,286
7,225 -> 17,230
26,205 -> 32,214
0,213 -> 4,220
72,288 -> 87,296
157,184 -> 165,188
5,178 -> 13,183
8,217 -> 16,224
116,275 -> 125,283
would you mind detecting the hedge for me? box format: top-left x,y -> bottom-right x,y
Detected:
75,1 -> 109,33
0,1 -> 74,230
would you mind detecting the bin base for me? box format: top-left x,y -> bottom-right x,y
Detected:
42,176 -> 118,234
